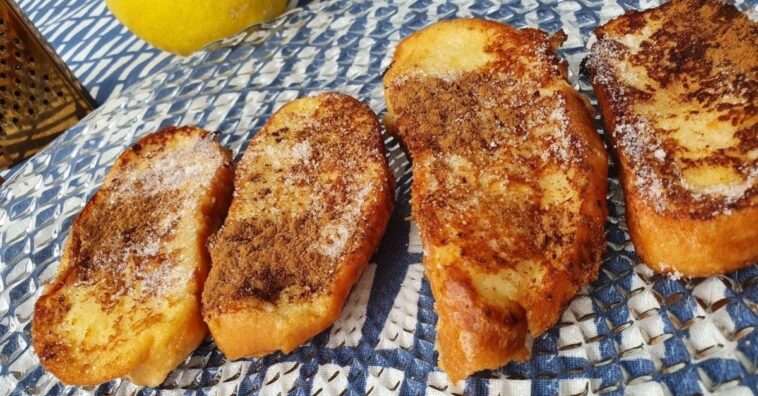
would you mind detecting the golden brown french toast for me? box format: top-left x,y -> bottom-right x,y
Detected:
32,126 -> 234,386
586,0 -> 757,276
384,19 -> 608,382
202,93 -> 394,359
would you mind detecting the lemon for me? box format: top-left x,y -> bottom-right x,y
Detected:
105,0 -> 288,56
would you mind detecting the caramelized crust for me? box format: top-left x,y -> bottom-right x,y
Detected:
203,93 -> 393,359
32,126 -> 234,386
384,19 -> 608,382
586,0 -> 757,275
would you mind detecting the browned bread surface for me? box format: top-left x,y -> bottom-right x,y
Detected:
202,93 -> 394,359
586,0 -> 757,276
32,126 -> 234,386
384,18 -> 608,382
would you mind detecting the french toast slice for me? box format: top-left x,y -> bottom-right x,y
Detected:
586,0 -> 757,276
202,93 -> 394,359
32,127 -> 234,386
383,19 -> 608,382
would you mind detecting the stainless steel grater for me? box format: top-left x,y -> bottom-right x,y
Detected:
0,0 -> 95,170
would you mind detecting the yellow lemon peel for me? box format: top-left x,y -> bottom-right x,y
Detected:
106,0 -> 288,55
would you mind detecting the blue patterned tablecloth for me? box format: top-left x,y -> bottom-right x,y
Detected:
1,0 -> 315,180
16,0 -> 315,104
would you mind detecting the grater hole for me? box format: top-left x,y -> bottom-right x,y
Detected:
28,56 -> 35,63
0,85 -> 5,92
12,103 -> 19,111
13,89 -> 20,97
11,117 -> 18,124
42,73 -> 49,80
42,99 -> 49,105
14,50 -> 20,58
0,59 -> 5,65
0,45 -> 5,52
27,108 -> 34,115
29,70 -> 35,76
28,95 -> 35,102
44,86 -> 50,92
29,82 -> 35,88
56,90 -> 63,97
0,72 -> 5,78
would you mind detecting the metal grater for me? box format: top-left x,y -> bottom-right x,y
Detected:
0,0 -> 95,170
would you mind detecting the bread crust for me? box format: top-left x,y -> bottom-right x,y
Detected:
384,18 -> 607,382
32,126 -> 234,386
203,93 -> 393,359
587,0 -> 758,276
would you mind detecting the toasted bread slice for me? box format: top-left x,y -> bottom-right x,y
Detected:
202,93 -> 393,359
384,19 -> 608,382
586,0 -> 757,276
32,127 -> 233,386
